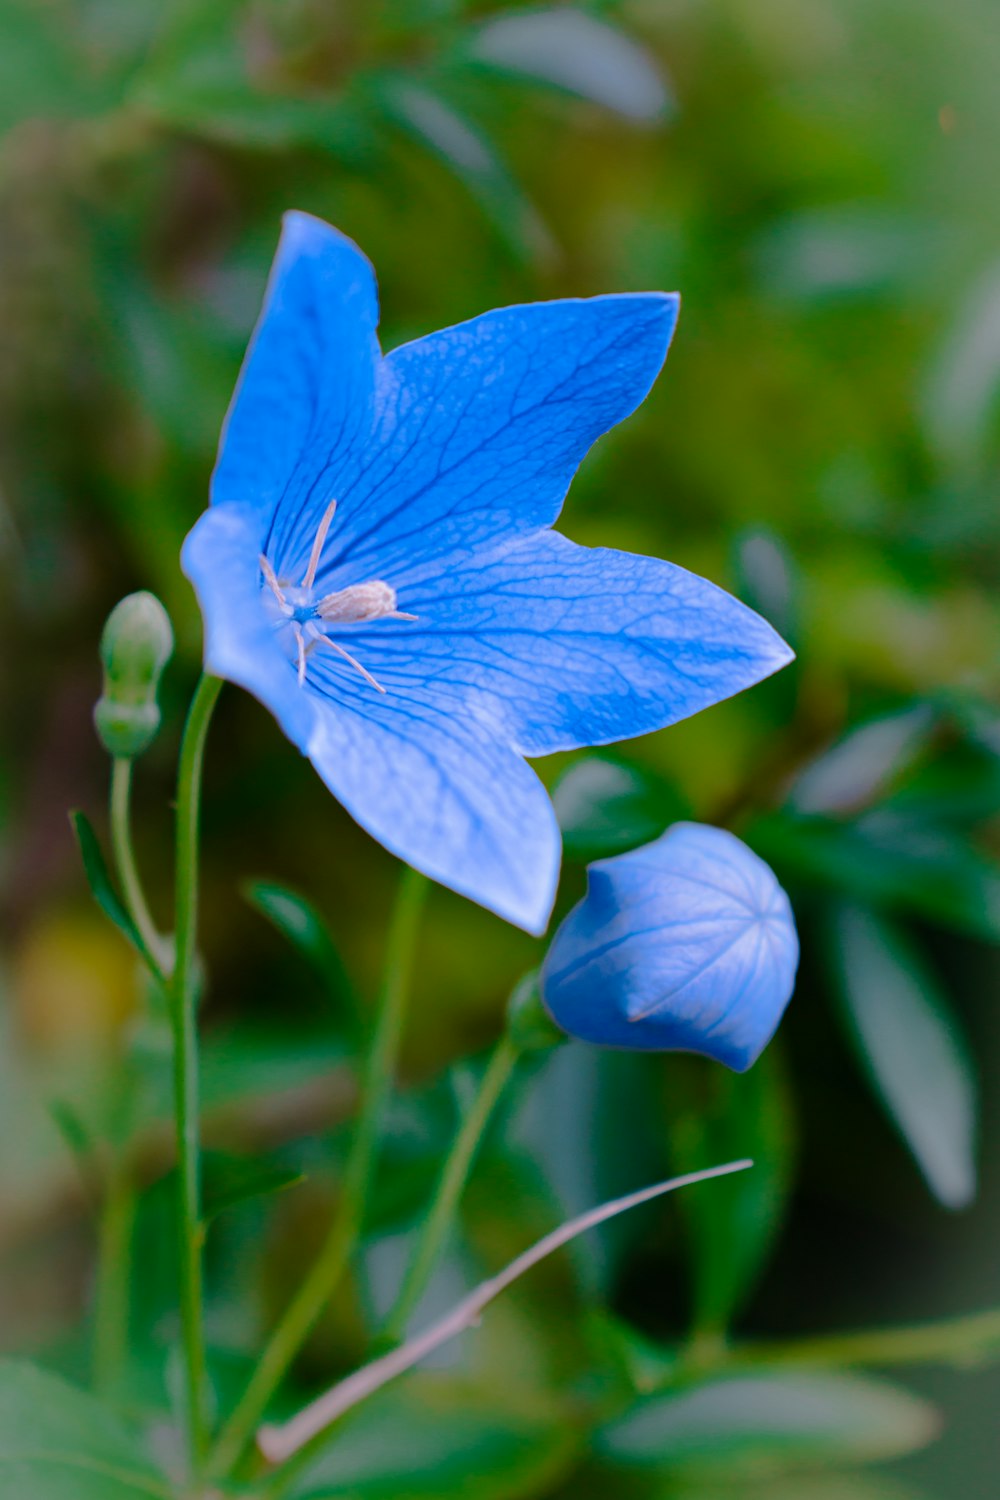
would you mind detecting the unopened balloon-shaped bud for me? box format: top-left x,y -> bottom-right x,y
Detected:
540,823 -> 798,1071
93,592 -> 174,758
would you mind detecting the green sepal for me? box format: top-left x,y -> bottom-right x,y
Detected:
505,971 -> 566,1054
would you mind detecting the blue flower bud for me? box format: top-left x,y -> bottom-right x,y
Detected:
94,592 -> 174,759
540,822 -> 798,1071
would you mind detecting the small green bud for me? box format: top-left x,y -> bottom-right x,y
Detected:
94,591 -> 174,758
505,970 -> 566,1054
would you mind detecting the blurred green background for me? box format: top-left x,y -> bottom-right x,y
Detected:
2,1 -> 1000,1496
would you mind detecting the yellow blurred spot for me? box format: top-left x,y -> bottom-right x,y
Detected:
807,554 -> 1000,694
12,908 -> 139,1055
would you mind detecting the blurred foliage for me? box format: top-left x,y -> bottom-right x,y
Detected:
2,0 -> 1000,1497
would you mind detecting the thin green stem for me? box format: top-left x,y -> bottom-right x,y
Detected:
92,1164 -> 137,1396
90,755 -> 154,1397
381,1034 -> 519,1346
110,756 -> 163,968
726,1307 -> 1000,1373
208,867 -> 427,1482
170,672 -> 223,1476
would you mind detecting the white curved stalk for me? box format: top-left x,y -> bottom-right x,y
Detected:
259,1158 -> 753,1467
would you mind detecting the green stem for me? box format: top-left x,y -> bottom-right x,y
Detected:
90,755 -> 155,1397
208,867 -> 427,1482
170,672 -> 223,1475
110,756 -> 163,968
727,1307 -> 1000,1373
381,1034 -> 519,1346
92,1164 -> 137,1396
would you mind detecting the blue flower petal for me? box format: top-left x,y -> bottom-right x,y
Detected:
305,682 -> 561,933
185,216 -> 798,935
273,292 -> 679,585
212,212 -> 381,527
335,530 -> 793,755
184,505 -> 561,931
182,501 -> 317,753
540,823 -> 799,1068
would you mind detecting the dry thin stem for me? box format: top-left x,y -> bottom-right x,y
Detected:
258,1158 -> 753,1469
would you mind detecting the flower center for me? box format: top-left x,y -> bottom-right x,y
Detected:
259,499 -> 415,693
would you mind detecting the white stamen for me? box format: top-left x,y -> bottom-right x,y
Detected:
259,521 -> 415,696
260,553 -> 288,608
303,498 -> 338,590
316,580 -> 408,624
311,633 -> 387,694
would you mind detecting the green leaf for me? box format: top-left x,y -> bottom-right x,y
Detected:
243,880 -> 357,1025
750,808 -> 1000,943
199,1029 -> 350,1115
552,754 -> 684,862
127,0 -> 367,153
731,527 -> 800,648
376,78 -> 553,262
0,4 -> 98,132
126,1025 -> 350,1134
878,730 -> 1000,828
286,1376 -> 576,1498
831,905 -> 977,1209
664,1476 -> 930,1500
201,1149 -> 305,1225
0,1360 -> 170,1498
921,256 -> 1000,471
787,706 -> 935,817
365,1072 -> 469,1234
69,811 -> 143,959
587,1310 -> 682,1395
597,1371 -> 939,1476
49,1098 -> 101,1211
663,1048 -> 795,1336
49,1097 -> 98,1170
467,9 -> 673,124
753,207 -> 935,305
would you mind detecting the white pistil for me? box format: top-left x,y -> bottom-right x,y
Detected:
294,624 -> 307,686
258,499 -> 416,694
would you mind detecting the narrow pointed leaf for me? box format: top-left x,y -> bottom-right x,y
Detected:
378,79 -> 552,262
552,754 -> 682,861
468,9 -> 672,124
69,811 -> 142,956
751,808 -> 1000,943
49,1099 -> 102,1212
201,1149 -> 305,1225
243,880 -> 357,1025
597,1371 -> 939,1474
832,905 -> 977,1209
788,706 -> 935,817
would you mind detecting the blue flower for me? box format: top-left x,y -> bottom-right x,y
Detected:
540,823 -> 798,1068
183,213 -> 792,933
